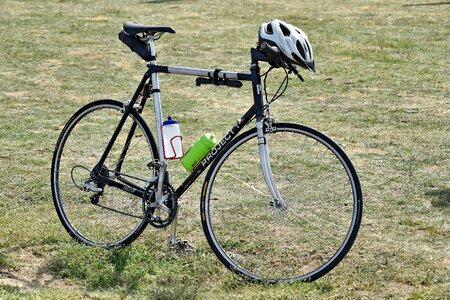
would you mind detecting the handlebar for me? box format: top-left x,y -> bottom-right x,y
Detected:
195,77 -> 243,88
258,41 -> 280,61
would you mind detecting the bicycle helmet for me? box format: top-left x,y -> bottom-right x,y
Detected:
259,19 -> 315,72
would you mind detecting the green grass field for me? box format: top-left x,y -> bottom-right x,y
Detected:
0,0 -> 449,299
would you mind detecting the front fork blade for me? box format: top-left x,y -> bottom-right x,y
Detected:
256,120 -> 287,209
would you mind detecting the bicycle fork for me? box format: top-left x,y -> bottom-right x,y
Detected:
256,119 -> 287,209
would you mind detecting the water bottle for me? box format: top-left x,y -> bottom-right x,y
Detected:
181,133 -> 217,171
162,116 -> 183,159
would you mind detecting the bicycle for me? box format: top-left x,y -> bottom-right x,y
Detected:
51,20 -> 363,283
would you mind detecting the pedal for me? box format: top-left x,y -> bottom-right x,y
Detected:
169,239 -> 194,253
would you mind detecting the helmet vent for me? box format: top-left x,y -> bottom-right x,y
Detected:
279,23 -> 291,37
266,23 -> 273,34
292,53 -> 305,67
305,40 -> 312,57
296,40 -> 306,59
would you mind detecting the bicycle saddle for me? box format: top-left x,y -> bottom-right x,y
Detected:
123,21 -> 176,36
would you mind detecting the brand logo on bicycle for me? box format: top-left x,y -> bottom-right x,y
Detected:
201,125 -> 239,167
256,84 -> 262,95
122,186 -> 136,193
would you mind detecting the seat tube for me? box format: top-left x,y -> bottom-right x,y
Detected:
148,39 -> 167,201
148,39 -> 165,162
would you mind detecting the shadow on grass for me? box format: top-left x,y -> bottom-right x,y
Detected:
140,0 -> 180,3
48,245 -> 139,289
426,189 -> 450,208
0,284 -> 21,295
403,1 -> 450,6
0,252 -> 7,268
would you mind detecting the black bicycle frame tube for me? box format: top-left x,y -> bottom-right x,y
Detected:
250,47 -> 266,121
175,104 -> 256,196
100,174 -> 147,198
93,48 -> 266,199
93,72 -> 150,176
115,84 -> 151,173
174,49 -> 266,197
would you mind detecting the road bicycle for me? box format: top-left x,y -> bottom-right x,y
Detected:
51,21 -> 363,283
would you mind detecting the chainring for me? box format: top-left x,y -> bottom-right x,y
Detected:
143,183 -> 178,229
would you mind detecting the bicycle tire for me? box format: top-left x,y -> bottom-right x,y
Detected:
201,123 -> 362,283
51,99 -> 158,247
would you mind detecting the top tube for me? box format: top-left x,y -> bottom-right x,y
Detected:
142,37 -> 252,81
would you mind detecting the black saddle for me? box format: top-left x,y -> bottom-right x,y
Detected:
123,20 -> 176,36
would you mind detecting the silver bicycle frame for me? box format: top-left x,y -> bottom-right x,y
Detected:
147,38 -> 286,245
148,39 -> 167,208
148,38 -> 251,245
256,121 -> 286,209
166,66 -> 243,79
147,39 -> 248,202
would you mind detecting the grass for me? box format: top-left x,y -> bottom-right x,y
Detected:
0,0 -> 449,299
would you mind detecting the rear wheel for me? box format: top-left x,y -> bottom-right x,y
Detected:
201,123 -> 362,282
51,100 -> 157,247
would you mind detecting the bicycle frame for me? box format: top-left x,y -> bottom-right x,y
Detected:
91,37 -> 282,207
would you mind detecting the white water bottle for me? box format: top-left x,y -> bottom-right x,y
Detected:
162,116 -> 183,159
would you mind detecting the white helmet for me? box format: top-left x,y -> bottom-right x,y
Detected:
259,19 -> 315,72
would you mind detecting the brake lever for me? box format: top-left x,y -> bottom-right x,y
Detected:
281,59 -> 304,82
295,72 -> 305,82
258,42 -> 305,82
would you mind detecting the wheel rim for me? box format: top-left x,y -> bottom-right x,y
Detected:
204,125 -> 361,282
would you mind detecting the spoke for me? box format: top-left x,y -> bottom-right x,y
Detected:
94,202 -> 144,219
222,169 -> 269,197
284,208 -> 347,243
113,134 -> 147,168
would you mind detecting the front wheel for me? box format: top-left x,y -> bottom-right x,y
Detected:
201,123 -> 362,283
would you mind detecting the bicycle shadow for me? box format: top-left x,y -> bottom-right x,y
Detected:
426,188 -> 450,208
0,246 -> 75,290
140,0 -> 181,3
403,1 -> 450,6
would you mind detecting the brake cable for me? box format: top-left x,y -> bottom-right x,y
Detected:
262,66 -> 289,107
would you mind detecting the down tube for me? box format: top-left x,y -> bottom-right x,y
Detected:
175,105 -> 256,197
